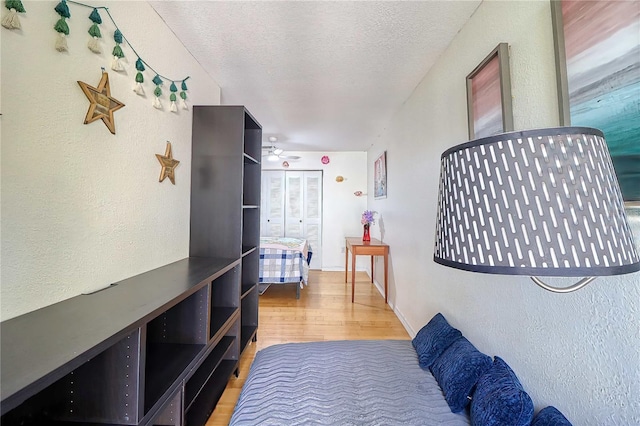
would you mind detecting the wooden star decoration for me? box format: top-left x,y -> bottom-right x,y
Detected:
77,72 -> 125,135
156,142 -> 180,185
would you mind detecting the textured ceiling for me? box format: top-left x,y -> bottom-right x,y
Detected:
150,1 -> 481,152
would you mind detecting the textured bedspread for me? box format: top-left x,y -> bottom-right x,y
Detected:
259,237 -> 310,285
229,340 -> 471,425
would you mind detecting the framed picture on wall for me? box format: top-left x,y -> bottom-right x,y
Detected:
551,0 -> 640,203
374,151 -> 387,199
466,42 -> 513,140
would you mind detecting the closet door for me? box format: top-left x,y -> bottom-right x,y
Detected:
302,171 -> 322,270
260,171 -> 285,237
284,171 -> 304,237
260,170 -> 323,269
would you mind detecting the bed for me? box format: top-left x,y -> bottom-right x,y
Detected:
229,313 -> 567,426
259,237 -> 312,298
228,340 -> 470,425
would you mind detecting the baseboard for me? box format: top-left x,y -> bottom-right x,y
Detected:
321,267 -> 367,272
393,305 -> 416,338
372,276 -> 416,338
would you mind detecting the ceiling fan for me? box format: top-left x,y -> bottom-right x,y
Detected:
262,137 -> 301,162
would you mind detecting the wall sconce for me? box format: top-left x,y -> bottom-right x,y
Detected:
434,127 -> 640,293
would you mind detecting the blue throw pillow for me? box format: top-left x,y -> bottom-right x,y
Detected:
430,336 -> 492,413
412,313 -> 463,369
470,356 -> 534,426
531,406 -> 573,426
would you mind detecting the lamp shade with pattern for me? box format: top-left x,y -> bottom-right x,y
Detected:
434,127 -> 640,292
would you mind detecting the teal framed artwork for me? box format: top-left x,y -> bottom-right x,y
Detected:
551,0 -> 640,203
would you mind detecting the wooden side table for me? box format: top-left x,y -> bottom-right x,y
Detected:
345,237 -> 389,304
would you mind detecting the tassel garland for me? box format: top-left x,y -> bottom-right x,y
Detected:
54,17 -> 69,33
2,8 -> 19,29
132,58 -> 145,95
152,75 -> 163,109
152,94 -> 162,110
111,55 -> 123,71
179,79 -> 189,110
88,7 -> 101,23
55,32 -> 68,51
88,36 -> 100,53
133,80 -> 145,96
32,0 -> 194,111
54,0 -> 70,18
111,29 -> 125,71
87,8 -> 102,53
2,0 -> 25,30
53,0 -> 70,52
169,82 -> 178,113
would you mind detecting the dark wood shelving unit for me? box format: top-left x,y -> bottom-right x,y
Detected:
190,106 -> 261,421
1,106 -> 262,426
0,257 -> 241,426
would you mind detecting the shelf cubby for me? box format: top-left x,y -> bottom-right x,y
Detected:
241,283 -> 256,299
184,319 -> 239,426
184,360 -> 236,426
209,265 -> 240,341
242,208 -> 260,253
2,328 -> 145,425
144,286 -> 209,414
240,246 -> 259,354
243,111 -> 262,161
59,328 -> 144,424
243,161 -> 261,207
184,336 -> 235,412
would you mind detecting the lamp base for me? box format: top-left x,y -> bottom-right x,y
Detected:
530,276 -> 597,293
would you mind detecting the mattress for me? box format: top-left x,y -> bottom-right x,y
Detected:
229,340 -> 471,425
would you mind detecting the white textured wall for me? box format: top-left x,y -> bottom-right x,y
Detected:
263,151 -> 368,270
367,0 -> 640,424
1,1 -> 221,320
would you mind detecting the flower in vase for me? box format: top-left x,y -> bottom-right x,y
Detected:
361,210 -> 376,226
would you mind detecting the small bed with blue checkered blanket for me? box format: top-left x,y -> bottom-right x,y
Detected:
259,237 -> 311,298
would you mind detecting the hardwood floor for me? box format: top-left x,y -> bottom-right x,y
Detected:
205,270 -> 410,425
